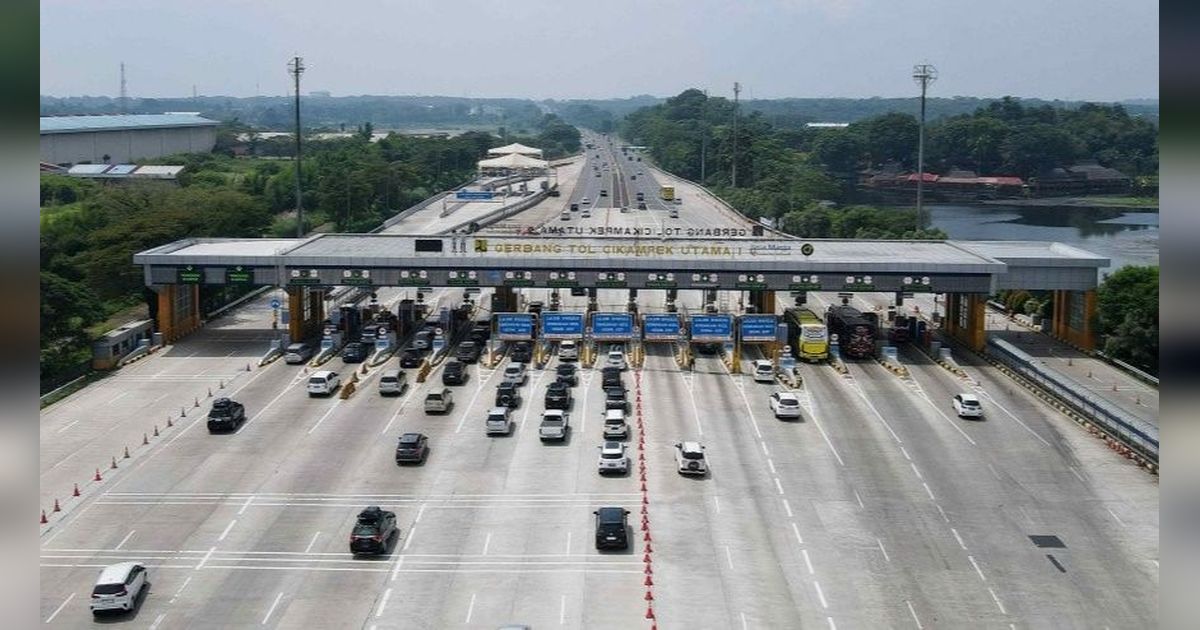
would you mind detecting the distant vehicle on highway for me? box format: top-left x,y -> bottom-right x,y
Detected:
442,360 -> 467,386
581,196 -> 590,204
570,203 -> 580,211
424,388 -> 454,414
600,189 -> 608,197
753,359 -> 775,383
597,441 -> 629,475
953,393 -> 984,418
349,506 -> 396,556
770,392 -> 803,419
394,432 -> 429,464
603,409 -> 628,439
455,341 -> 481,364
307,370 -> 341,396
90,562 -> 148,616
660,184 -> 675,201
539,409 -> 570,441
605,348 -> 627,371
206,397 -> 245,432
284,342 -> 314,364
604,386 -> 628,412
399,347 -> 424,368
545,380 -> 572,409
503,362 -> 528,385
495,382 -> 522,409
510,341 -> 533,364
581,209 -> 592,218
561,210 -> 571,221
674,441 -> 708,475
341,342 -> 368,363
637,201 -> 648,210
559,339 -> 579,361
378,369 -> 408,396
593,507 -> 630,550
668,208 -> 679,218
485,406 -> 514,436
556,363 -> 579,387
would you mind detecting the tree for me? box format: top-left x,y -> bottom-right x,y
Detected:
856,112 -> 919,168
812,130 -> 866,177
1002,123 -> 1079,177
1096,265 -> 1158,372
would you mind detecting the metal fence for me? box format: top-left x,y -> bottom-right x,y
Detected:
987,338 -> 1158,463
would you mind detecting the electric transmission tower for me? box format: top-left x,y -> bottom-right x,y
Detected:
912,63 -> 937,231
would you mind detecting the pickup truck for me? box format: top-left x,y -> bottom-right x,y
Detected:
424,388 -> 454,414
539,410 -> 570,441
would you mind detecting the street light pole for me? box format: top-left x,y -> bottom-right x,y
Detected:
912,63 -> 937,232
288,56 -> 306,237
731,82 -> 740,188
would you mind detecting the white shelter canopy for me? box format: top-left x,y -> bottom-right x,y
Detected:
477,153 -> 549,169
487,142 -> 544,157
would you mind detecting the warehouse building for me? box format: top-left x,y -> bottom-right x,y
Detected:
40,113 -> 219,166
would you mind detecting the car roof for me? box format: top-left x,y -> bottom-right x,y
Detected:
775,392 -> 799,400
311,370 -> 335,377
399,432 -> 424,442
97,562 -> 141,583
959,393 -> 980,402
488,407 -> 509,415
605,409 -> 625,418
543,409 -> 565,417
507,362 -> 525,369
596,506 -> 625,521
601,442 -> 623,452
679,441 -> 703,452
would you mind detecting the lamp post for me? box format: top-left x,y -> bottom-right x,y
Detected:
912,63 -> 937,232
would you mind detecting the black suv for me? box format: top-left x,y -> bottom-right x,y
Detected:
442,361 -> 467,386
545,381 -> 572,410
470,324 -> 491,344
593,507 -> 630,550
206,397 -> 245,432
350,506 -> 397,556
604,386 -> 628,412
341,342 -> 368,363
455,341 -> 481,364
399,347 -> 424,368
555,363 -> 578,387
395,432 -> 429,465
601,367 -> 623,388
495,382 -> 522,409
510,341 -> 533,364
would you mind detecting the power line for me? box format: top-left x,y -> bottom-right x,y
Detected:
912,63 -> 937,231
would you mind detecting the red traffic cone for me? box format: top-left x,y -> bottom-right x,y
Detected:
644,590 -> 654,601
645,605 -> 655,620
642,495 -> 649,505
40,510 -> 48,524
644,562 -> 653,575
644,531 -> 653,542
644,575 -> 654,586
641,520 -> 649,532
73,483 -> 80,497
643,553 -> 652,563
645,542 -> 653,553
53,499 -> 62,512
640,482 -> 647,492
94,468 -> 103,482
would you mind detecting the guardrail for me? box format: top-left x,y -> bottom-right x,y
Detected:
444,189 -> 551,233
643,163 -> 790,237
986,337 -> 1158,465
1095,351 -> 1159,387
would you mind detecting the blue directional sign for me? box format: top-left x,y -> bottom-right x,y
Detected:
643,314 -> 681,341
496,313 -> 533,340
541,312 -> 584,339
592,312 -> 634,339
740,315 -> 779,342
456,190 -> 494,201
270,298 -> 281,309
690,314 -> 733,342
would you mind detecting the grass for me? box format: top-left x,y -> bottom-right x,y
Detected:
1075,196 -> 1159,208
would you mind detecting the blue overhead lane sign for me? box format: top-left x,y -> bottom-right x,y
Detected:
496,313 -> 533,340
689,314 -> 733,342
739,315 -> 779,342
592,312 -> 634,339
642,314 -> 681,341
541,312 -> 584,339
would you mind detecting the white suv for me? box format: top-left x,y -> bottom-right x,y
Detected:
307,370 -> 340,396
485,407 -> 514,436
90,562 -> 148,615
769,392 -> 803,419
597,441 -> 629,474
602,409 -> 629,439
503,363 -> 528,386
752,359 -> 775,383
953,393 -> 983,418
605,348 -> 627,371
559,340 -> 579,361
674,441 -> 707,475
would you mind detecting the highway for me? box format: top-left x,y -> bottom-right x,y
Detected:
39,132 -> 1158,628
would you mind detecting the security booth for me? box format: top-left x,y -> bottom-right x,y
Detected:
92,319 -> 154,369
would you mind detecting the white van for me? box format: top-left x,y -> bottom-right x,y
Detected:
559,339 -> 579,361
307,370 -> 341,396
752,360 -> 775,383
561,210 -> 571,221
378,369 -> 407,396
90,562 -> 148,615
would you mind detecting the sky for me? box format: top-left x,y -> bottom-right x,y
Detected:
40,0 -> 1159,102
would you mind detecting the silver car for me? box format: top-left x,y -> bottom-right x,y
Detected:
597,441 -> 629,474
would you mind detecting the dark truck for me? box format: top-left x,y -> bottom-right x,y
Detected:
206,398 -> 245,432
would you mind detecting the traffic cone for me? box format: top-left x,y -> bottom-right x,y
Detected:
641,482 -> 647,492
644,531 -> 652,542
194,397 -> 200,408
246,363 -> 252,372
644,575 -> 654,586
644,563 -> 653,575
644,590 -> 654,601
643,553 -> 652,563
642,520 -> 649,532
208,388 -> 213,398
167,417 -> 174,428
361,363 -> 368,375
110,456 -> 118,469
40,510 -> 47,524
645,542 -> 653,553
143,433 -> 149,445
180,407 -> 187,418
123,446 -> 131,459
219,380 -> 226,389
153,425 -> 160,437
644,605 -> 655,620
53,499 -> 61,512
94,468 -> 103,482
73,483 -> 80,497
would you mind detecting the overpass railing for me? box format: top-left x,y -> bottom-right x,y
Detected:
987,337 -> 1158,464
643,163 -> 790,237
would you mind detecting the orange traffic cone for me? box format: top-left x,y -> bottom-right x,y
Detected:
644,575 -> 654,586
40,510 -> 47,524
53,499 -> 61,512
94,468 -> 102,482
73,483 -> 80,497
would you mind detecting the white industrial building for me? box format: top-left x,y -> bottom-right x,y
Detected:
40,113 -> 219,166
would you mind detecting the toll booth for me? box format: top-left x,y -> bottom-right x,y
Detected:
155,284 -> 201,343
1051,289 -> 1097,351
287,287 -> 326,343
92,320 -> 154,369
943,293 -> 987,352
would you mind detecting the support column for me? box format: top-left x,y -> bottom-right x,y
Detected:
154,284 -> 200,344
492,286 -> 518,313
1055,289 -> 1097,351
287,286 -> 325,342
748,290 -> 776,315
965,293 -> 986,352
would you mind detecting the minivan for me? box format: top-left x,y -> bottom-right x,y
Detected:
378,369 -> 407,396
307,370 -> 340,396
284,342 -> 314,365
90,562 -> 148,615
753,360 -> 775,383
559,339 -> 579,361
593,507 -> 630,550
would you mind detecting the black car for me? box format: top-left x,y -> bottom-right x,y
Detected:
601,367 -> 623,388
527,301 -> 544,316
470,324 -> 491,344
604,386 -> 628,412
510,341 -> 533,364
442,361 -> 468,386
495,382 -> 522,409
570,203 -> 579,211
555,363 -> 578,386
570,287 -> 588,297
545,381 -> 572,410
696,342 -> 721,355
399,347 -> 424,368
455,341 -> 481,364
206,397 -> 245,432
594,507 -> 630,550
350,506 -> 397,556
395,432 -> 429,465
341,342 -> 368,363
637,201 -> 647,210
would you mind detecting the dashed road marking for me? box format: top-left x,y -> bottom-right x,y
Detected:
877,538 -> 891,562
261,591 -> 285,625
906,600 -> 923,629
219,519 -> 237,542
44,592 -> 74,624
968,555 -> 986,581
114,529 -> 135,550
814,580 -> 828,608
801,549 -> 815,575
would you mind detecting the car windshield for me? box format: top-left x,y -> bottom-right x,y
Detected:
93,583 -> 127,595
962,399 -> 980,407
308,377 -> 327,385
353,524 -> 380,536
426,393 -> 443,401
542,418 -> 563,426
779,398 -> 799,407
681,449 -> 704,459
601,451 -> 623,459
399,435 -> 421,445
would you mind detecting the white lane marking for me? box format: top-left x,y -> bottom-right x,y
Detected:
725,545 -> 735,569
877,538 -> 891,562
853,489 -> 865,509
950,528 -> 968,550
304,532 -> 321,554
974,388 -> 1053,447
814,580 -> 828,608
305,401 -> 342,435
114,529 -> 135,550
801,549 -> 815,575
195,546 -> 216,570
261,591 -> 284,625
910,462 -> 924,480
760,442 -> 770,457
482,532 -> 492,556
380,384 -> 420,435
767,458 -> 777,474
168,576 -> 192,604
792,522 -> 804,545
238,495 -> 255,515
1069,466 -> 1086,483
455,366 -> 498,433
151,392 -> 170,405
560,594 -> 567,625
219,519 -> 237,542
968,555 -> 987,581
149,613 -> 167,630
465,593 -> 477,623
374,587 -> 392,618
811,414 -> 845,467
44,592 -> 74,623
714,496 -> 721,514
899,446 -> 912,461
773,478 -> 785,495
906,371 -> 977,446
56,419 -> 80,433
782,499 -> 794,518
415,503 -> 427,523
988,587 -> 1007,614
403,526 -> 417,551
935,504 -> 949,523
906,600 -> 923,629
565,531 -> 572,556
41,530 -> 61,547
684,366 -> 705,437
1107,507 -> 1126,527
950,525 -> 969,549
828,617 -> 838,630
922,482 -> 936,501
107,392 -> 129,405
389,555 -> 405,582
987,463 -> 1002,480
740,611 -> 749,630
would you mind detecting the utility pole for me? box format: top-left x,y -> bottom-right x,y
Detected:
912,63 -> 937,231
731,81 -> 741,188
288,56 -> 306,237
119,62 -> 127,113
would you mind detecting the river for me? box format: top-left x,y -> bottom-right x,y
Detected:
927,203 -> 1159,273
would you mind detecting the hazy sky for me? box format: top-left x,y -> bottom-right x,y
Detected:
40,0 -> 1158,101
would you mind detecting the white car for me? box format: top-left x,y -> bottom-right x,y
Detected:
605,348 -> 627,371
602,408 -> 629,439
769,392 -> 803,419
485,406 -> 514,436
559,339 -> 579,361
539,410 -> 570,441
503,363 -> 528,386
90,562 -> 148,615
674,441 -> 708,475
581,196 -> 590,204
307,370 -> 341,397
597,441 -> 629,474
953,393 -> 983,418
752,359 -> 775,383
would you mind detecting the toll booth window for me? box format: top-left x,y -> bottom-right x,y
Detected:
415,239 -> 443,253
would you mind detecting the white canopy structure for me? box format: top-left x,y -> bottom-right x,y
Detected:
487,142 -> 544,157
477,152 -> 549,170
